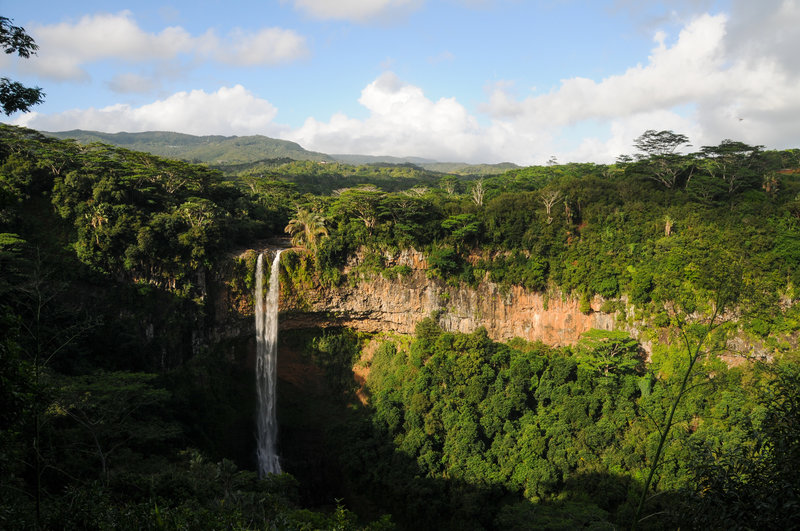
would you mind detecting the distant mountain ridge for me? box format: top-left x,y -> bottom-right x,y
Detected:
331,153 -> 437,166
44,129 -> 518,174
45,130 -> 334,165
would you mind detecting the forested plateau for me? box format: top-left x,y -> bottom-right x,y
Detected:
2,123 -> 800,529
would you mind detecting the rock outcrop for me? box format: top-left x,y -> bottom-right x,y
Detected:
205,247 -> 781,365
280,249 -> 615,346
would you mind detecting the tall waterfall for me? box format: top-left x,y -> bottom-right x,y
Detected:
255,250 -> 282,476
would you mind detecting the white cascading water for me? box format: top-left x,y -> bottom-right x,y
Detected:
255,250 -> 282,476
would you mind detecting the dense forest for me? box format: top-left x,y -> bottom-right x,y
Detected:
2,122 -> 800,529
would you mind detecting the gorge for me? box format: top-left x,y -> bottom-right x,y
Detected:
215,248 -> 767,370
3,123 -> 799,529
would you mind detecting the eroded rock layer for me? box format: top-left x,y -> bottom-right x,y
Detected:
279,249 -> 615,346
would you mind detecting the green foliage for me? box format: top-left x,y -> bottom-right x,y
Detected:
328,312 -> 792,530
236,159 -> 446,196
425,246 -> 464,284
575,330 -> 642,376
482,251 -> 548,292
285,207 -> 328,248
9,125 -> 800,312
47,371 -> 179,483
380,264 -> 412,280
5,122 -> 800,530
678,360 -> 800,529
227,250 -> 259,305
307,328 -> 362,399
441,213 -> 481,249
280,249 -> 314,293
343,327 -> 651,527
579,293 -> 592,314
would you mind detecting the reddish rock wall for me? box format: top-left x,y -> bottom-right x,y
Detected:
280,249 -> 615,346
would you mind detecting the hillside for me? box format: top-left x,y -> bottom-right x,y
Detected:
45,129 -> 335,164
421,161 -> 520,175
330,153 -> 437,166
44,129 -> 518,175
327,155 -> 517,175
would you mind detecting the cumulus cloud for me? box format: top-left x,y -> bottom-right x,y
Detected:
726,0 -> 800,75
291,7 -> 800,164
24,12 -> 193,81
12,4 -> 800,165
23,11 -> 308,82
13,85 -> 283,136
286,72 -> 490,161
484,15 -> 729,127
480,11 -> 800,162
289,0 -> 424,22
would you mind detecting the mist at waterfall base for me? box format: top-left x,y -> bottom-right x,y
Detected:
255,251 -> 282,477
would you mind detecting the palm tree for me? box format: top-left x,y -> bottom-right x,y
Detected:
85,203 -> 108,244
284,208 -> 328,248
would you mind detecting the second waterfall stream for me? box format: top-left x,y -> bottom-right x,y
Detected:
255,250 -> 282,477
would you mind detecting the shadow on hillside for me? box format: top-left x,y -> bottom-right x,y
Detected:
273,329 -> 650,530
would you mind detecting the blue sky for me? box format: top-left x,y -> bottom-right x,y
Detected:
3,0 -> 800,164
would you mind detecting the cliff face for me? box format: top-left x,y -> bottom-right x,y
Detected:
279,249 -> 615,346
202,246 -> 781,383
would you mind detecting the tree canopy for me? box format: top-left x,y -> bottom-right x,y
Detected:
2,123 -> 800,528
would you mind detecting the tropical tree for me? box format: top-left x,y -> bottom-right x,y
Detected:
284,207 -> 328,248
699,140 -> 764,195
682,361 -> 800,529
441,213 -> 480,251
634,129 -> 691,157
471,178 -> 485,207
632,130 -> 694,189
1,16 -> 45,115
331,187 -> 384,233
439,175 -> 458,195
540,188 -> 562,224
575,329 -> 641,376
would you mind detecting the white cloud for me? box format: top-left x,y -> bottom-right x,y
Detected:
285,43 -> 731,164
107,73 -> 160,94
480,11 -> 800,161
23,11 -> 308,82
567,111 -> 702,163
13,85 -> 283,136
25,12 -> 193,81
484,14 -> 729,127
216,27 -> 309,66
12,5 -> 800,165
290,0 -> 424,22
286,72 -> 490,160
726,0 -> 800,75
290,9 -> 800,164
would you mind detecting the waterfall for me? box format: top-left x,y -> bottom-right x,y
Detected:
255,250 -> 282,476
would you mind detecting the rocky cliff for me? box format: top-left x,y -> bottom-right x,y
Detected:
279,249 -> 616,346
206,247 -> 776,368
